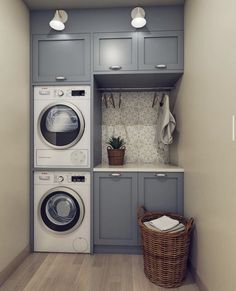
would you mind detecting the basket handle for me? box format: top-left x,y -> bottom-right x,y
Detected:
186,217 -> 194,232
137,205 -> 147,219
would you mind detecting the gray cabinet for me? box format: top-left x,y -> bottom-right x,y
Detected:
93,31 -> 183,73
94,172 -> 138,246
33,34 -> 90,83
93,171 -> 183,253
138,172 -> 183,214
93,32 -> 138,71
138,31 -> 184,71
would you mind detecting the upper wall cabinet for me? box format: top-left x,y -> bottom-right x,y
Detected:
138,31 -> 184,71
93,32 -> 138,72
93,31 -> 183,73
33,34 -> 90,83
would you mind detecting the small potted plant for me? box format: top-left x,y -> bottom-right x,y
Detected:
106,136 -> 126,165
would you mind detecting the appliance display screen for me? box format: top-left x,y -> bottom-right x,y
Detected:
72,176 -> 85,182
72,90 -> 85,96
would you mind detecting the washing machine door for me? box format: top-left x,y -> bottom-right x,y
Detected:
39,187 -> 85,233
38,102 -> 85,149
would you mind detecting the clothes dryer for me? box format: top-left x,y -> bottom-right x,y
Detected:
34,86 -> 90,168
34,171 -> 91,253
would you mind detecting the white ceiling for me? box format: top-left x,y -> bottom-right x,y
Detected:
23,0 -> 184,10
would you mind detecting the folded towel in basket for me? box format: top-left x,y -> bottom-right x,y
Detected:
144,221 -> 185,233
149,215 -> 179,231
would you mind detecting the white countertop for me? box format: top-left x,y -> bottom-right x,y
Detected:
93,163 -> 184,172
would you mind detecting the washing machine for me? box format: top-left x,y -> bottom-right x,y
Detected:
34,171 -> 91,253
34,85 -> 90,168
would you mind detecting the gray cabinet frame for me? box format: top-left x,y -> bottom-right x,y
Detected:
93,171 -> 183,252
138,172 -> 184,214
93,32 -> 138,71
33,34 -> 91,83
138,31 -> 184,71
94,172 -> 138,246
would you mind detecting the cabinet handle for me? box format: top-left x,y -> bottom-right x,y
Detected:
154,173 -> 167,177
111,173 -> 121,177
155,64 -> 167,69
56,76 -> 67,81
109,65 -> 122,71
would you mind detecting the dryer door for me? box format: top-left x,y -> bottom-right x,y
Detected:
39,187 -> 85,233
38,102 -> 85,149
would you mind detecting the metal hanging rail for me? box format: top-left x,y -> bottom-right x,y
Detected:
97,87 -> 174,92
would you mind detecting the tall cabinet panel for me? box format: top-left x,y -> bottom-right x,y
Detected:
138,31 -> 184,71
93,32 -> 138,71
94,172 -> 138,246
33,34 -> 91,83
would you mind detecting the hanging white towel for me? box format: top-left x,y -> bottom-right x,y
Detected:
158,94 -> 176,145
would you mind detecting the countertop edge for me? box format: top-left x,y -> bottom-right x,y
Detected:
93,164 -> 184,172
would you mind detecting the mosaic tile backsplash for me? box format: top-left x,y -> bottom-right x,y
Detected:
102,91 -> 169,164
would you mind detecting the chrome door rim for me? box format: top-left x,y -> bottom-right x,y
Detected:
38,101 -> 85,149
38,186 -> 85,234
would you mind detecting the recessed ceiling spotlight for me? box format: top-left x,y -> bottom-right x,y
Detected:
131,7 -> 146,28
49,10 -> 68,31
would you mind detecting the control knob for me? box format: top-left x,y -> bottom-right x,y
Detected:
57,90 -> 64,97
57,176 -> 64,182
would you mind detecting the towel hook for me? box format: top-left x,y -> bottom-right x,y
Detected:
118,91 -> 122,108
109,90 -> 115,108
102,93 -> 108,108
160,93 -> 165,107
152,92 -> 159,108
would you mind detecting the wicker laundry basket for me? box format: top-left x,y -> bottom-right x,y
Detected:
137,206 -> 194,288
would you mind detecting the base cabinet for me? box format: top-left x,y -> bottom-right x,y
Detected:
94,172 -> 138,246
93,171 -> 183,253
138,172 -> 183,214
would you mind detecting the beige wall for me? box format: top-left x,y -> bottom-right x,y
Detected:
0,0 -> 29,272
172,0 -> 236,290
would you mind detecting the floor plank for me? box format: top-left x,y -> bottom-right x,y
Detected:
0,253 -> 199,291
0,253 -> 47,291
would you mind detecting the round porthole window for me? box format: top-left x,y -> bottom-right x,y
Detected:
39,187 -> 85,233
38,102 -> 85,149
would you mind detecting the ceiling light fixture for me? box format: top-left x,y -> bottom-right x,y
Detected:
131,7 -> 146,29
49,10 -> 68,31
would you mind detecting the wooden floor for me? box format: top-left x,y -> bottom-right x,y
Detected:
0,253 -> 199,291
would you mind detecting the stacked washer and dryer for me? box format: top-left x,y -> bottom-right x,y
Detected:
34,86 -> 91,253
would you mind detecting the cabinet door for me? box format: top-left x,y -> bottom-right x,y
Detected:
33,34 -> 90,83
138,31 -> 183,71
138,172 -> 183,214
93,32 -> 138,71
94,172 -> 138,246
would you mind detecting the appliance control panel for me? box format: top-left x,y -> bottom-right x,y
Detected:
54,89 -> 86,98
34,86 -> 90,100
34,172 -> 90,185
54,174 -> 86,183
55,173 -> 89,184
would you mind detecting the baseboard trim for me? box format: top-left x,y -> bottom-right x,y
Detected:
94,245 -> 142,254
189,261 -> 208,291
0,245 -> 30,286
